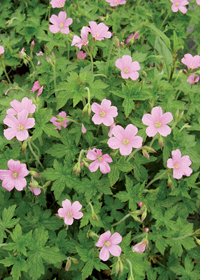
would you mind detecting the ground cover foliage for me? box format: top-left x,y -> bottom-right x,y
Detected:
0,0 -> 200,279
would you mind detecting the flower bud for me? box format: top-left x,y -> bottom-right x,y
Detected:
145,228 -> 149,233
29,176 -> 39,189
142,149 -> 149,159
46,56 -> 53,66
175,109 -> 179,120
194,237 -> 200,246
87,231 -> 97,238
167,177 -> 172,188
141,210 -> 147,222
44,181 -> 51,187
2,80 -> 8,85
71,257 -> 79,264
119,260 -> 123,276
115,261 -> 120,276
81,124 -> 87,134
138,202 -> 143,207
91,212 -> 99,222
65,258 -> 71,271
144,146 -> 156,153
29,170 -> 41,178
194,229 -> 200,235
158,134 -> 163,150
30,40 -> 35,51
22,139 -> 27,154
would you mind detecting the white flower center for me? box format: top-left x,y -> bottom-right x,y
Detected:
67,211 -> 73,217
59,23 -> 64,29
123,138 -> 130,145
104,240 -> 111,247
155,120 -> 162,128
17,124 -> 24,131
123,67 -> 129,74
173,163 -> 180,169
13,172 -> 19,178
100,111 -> 106,117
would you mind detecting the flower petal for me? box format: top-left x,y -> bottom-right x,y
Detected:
108,244 -> 122,257
109,232 -> 122,245
71,201 -> 82,214
99,247 -> 110,261
96,231 -> 111,247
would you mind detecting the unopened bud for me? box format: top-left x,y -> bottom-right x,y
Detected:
82,159 -> 89,168
142,71 -> 147,77
81,124 -> 87,134
138,202 -> 143,207
179,111 -> 184,121
132,215 -> 141,223
145,228 -> 149,233
144,146 -> 156,153
141,210 -> 147,222
46,56 -> 53,66
158,134 -> 163,150
82,103 -> 89,115
44,45 -> 49,51
65,258 -> 71,271
115,262 -> 120,276
91,213 -> 99,222
44,181 -> 51,187
194,229 -> 200,235
29,176 -> 39,188
71,257 -> 79,264
119,260 -> 123,276
168,177 -> 172,188
22,139 -> 27,154
194,237 -> 200,246
2,80 -> 9,85
87,231 -> 96,238
183,69 -> 188,75
142,149 -> 149,159
29,171 -> 41,178
175,109 -> 179,120
30,40 -> 35,51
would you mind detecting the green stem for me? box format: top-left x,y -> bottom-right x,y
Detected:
160,9 -> 170,29
112,213 -> 130,227
168,233 -> 193,241
67,39 -> 70,60
174,75 -> 188,100
27,137 -> 44,169
146,170 -> 167,189
105,38 -> 114,75
150,135 -> 157,147
3,62 -> 12,85
126,259 -> 134,280
53,65 -> 57,95
89,202 -> 95,214
132,233 -> 146,240
126,148 -> 142,162
78,149 -> 86,165
63,117 -> 81,125
93,74 -> 108,78
29,59 -> 36,72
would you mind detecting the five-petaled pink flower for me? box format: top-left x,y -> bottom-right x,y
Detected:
58,199 -> 83,225
0,46 -> 5,55
86,148 -> 113,174
89,21 -> 111,41
4,110 -> 35,141
142,106 -> 173,137
126,32 -> 139,44
0,159 -> 29,191
187,74 -> 199,85
167,149 -> 192,179
181,53 -> 200,69
30,187 -> 41,196
91,99 -> 118,126
76,51 -> 86,60
96,231 -> 122,261
107,124 -> 143,156
115,55 -> 140,80
50,111 -> 69,130
50,0 -> 66,8
197,0 -> 200,5
30,81 -> 43,96
132,240 -> 148,254
71,26 -> 90,49
170,0 -> 189,13
6,97 -> 36,115
49,11 -> 73,34
105,0 -> 126,6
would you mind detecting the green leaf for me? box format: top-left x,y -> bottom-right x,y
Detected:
82,261 -> 94,279
149,24 -> 171,50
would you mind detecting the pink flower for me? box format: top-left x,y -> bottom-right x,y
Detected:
181,53 -> 200,69
105,0 -> 126,6
36,51 -> 43,56
30,187 -> 41,195
49,11 -> 73,34
4,110 -> 35,141
96,231 -> 122,261
107,124 -> 143,156
6,97 -> 36,115
18,48 -> 26,58
115,55 -> 140,80
30,81 -> 43,96
50,111 -> 69,130
81,124 -> 87,134
50,0 -> 66,8
0,46 -> 5,54
108,123 -> 116,137
142,106 -> 173,137
86,148 -> 113,174
71,26 -> 90,49
167,149 -> 192,179
0,159 -> 29,191
170,0 -> 189,13
187,74 -> 199,85
132,240 -> 148,254
76,51 -> 86,60
88,21 -> 111,41
58,199 -> 83,225
126,32 -> 139,44
30,40 -> 35,51
91,99 -> 118,126
197,0 -> 200,4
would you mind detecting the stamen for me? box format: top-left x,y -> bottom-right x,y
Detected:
67,211 -> 73,217
104,240 -> 111,247
123,139 -> 130,145
17,124 -> 24,131
12,172 -> 19,178
123,67 -> 129,74
155,121 -> 162,128
60,23 -> 64,29
100,111 -> 106,117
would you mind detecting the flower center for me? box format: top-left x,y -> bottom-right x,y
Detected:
115,0 -> 119,3
94,33 -> 99,38
12,172 -> 19,178
67,211 -> 73,217
59,2 -> 63,6
123,138 -> 130,145
82,39 -> 87,44
123,67 -> 129,74
190,63 -> 194,68
173,163 -> 180,169
175,2 -> 179,6
104,240 -> 111,247
97,155 -> 103,162
17,124 -> 24,131
155,120 -> 162,128
59,23 -> 64,29
100,111 -> 106,117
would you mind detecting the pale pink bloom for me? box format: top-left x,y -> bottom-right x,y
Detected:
18,48 -> 26,58
107,124 -> 143,156
86,148 -> 113,174
30,81 -> 43,96
138,202 -> 143,207
30,187 -> 41,195
71,26 -> 90,49
132,240 -> 148,254
0,159 -> 29,191
81,124 -> 87,134
108,123 -> 116,137
170,0 -> 189,13
91,99 -> 118,126
197,0 -> 200,4
4,110 -> 35,141
145,228 -> 149,233
50,0 -> 66,8
115,55 -> 140,80
181,53 -> 200,69
76,51 -> 86,60
6,97 -> 36,115
126,31 -> 139,44
36,51 -> 43,56
88,21 -> 112,41
49,11 -> 73,34
105,0 -> 126,6
0,46 -> 5,54
187,74 -> 199,84
142,106 -> 173,137
167,149 -> 192,179
50,111 -> 69,130
58,199 -> 83,225
96,231 -> 122,261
